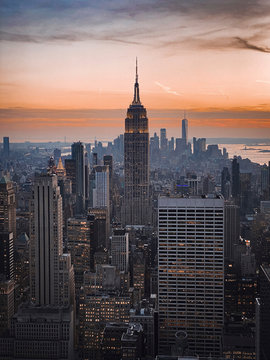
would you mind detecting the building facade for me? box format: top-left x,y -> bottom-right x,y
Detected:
158,196 -> 224,357
111,228 -> 129,272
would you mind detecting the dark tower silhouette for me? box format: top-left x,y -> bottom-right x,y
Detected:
72,141 -> 85,214
232,156 -> 240,201
123,59 -> 150,225
221,167 -> 231,199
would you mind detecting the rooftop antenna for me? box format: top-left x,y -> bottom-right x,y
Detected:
136,57 -> 138,83
133,57 -> 141,104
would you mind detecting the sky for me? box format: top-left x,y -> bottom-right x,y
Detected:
0,0 -> 270,142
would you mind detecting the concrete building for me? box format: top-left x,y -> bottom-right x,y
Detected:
102,322 -> 129,360
0,278 -> 14,336
93,165 -> 110,209
130,300 -> 157,357
67,216 -> 91,292
30,174 -> 63,305
0,305 -> 74,360
0,173 -> 75,359
111,228 -> 129,272
256,265 -> 270,360
121,323 -> 144,360
158,196 -> 224,357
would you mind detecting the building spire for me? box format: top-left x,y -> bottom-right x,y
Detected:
132,57 -> 141,105
136,57 -> 138,83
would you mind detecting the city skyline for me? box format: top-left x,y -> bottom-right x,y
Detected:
1,1 -> 270,141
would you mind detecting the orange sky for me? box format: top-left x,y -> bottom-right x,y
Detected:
1,1 -> 270,141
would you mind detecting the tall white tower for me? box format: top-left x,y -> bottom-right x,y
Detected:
158,196 -> 224,357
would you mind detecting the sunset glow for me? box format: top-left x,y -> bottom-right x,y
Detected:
1,0 -> 270,141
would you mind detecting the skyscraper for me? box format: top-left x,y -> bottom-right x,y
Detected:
182,117 -> 188,145
71,141 -> 85,214
123,60 -> 150,225
158,196 -> 224,357
224,202 -> 240,260
3,137 -> 9,158
67,216 -> 91,292
256,265 -> 270,360
232,156 -> 240,201
93,165 -> 110,209
30,174 -> 74,307
2,173 -> 76,359
221,167 -> 231,200
111,228 -> 129,272
160,128 -> 168,152
0,177 -> 16,281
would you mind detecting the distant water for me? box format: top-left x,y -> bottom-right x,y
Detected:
219,144 -> 270,165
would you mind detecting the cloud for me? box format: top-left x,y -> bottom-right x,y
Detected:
1,0 -> 270,54
233,37 -> 270,53
0,30 -> 144,46
155,82 -> 182,96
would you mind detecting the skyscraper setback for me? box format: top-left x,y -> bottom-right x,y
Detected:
123,61 -> 150,225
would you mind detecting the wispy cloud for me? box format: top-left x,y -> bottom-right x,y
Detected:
234,37 -> 270,53
1,0 -> 270,55
0,30 -> 144,46
155,82 -> 182,96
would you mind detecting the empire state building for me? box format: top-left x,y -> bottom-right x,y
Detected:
123,61 -> 150,225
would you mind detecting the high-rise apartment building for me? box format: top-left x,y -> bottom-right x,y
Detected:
71,141 -> 85,213
123,61 -> 150,225
158,196 -> 224,357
